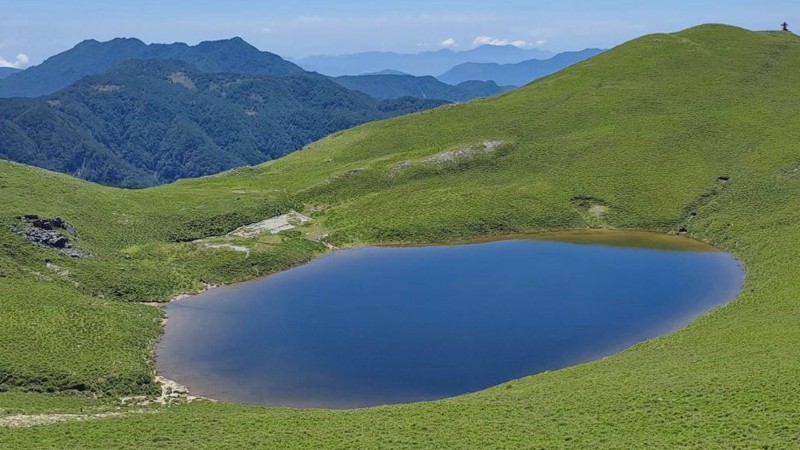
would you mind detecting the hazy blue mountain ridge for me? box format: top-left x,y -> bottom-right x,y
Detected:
438,49 -> 605,86
296,45 -> 554,76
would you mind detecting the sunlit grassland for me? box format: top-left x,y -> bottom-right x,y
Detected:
1,25 -> 800,448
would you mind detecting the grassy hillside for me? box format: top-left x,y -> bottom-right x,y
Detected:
2,24 -> 800,448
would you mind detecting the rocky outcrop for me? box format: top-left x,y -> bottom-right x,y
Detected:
16,215 -> 90,258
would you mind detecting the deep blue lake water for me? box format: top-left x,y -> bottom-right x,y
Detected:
157,234 -> 743,408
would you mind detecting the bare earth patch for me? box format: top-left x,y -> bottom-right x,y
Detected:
232,210 -> 312,237
589,204 -> 608,219
201,243 -> 250,256
92,84 -> 121,92
168,71 -> 197,90
392,140 -> 507,175
424,140 -> 505,164
0,412 -> 128,428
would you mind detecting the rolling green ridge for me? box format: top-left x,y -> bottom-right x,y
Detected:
1,24 -> 800,448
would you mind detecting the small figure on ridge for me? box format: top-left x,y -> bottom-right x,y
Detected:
782,22 -> 789,32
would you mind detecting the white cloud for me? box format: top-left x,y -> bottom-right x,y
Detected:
0,53 -> 29,69
535,39 -> 547,46
472,36 -> 533,48
440,38 -> 458,48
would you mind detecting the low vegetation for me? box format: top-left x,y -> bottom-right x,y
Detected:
1,25 -> 800,448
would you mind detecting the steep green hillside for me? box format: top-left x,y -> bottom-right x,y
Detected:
2,25 -> 800,449
0,59 -> 444,187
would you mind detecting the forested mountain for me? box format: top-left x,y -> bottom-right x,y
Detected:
296,45 -> 553,76
0,59 -> 444,187
0,37 -> 305,98
0,67 -> 21,79
332,74 -> 513,101
438,49 -> 604,86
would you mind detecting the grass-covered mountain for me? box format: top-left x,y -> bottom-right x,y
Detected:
0,67 -> 22,79
2,25 -> 800,449
0,59 -> 444,187
438,48 -> 605,86
296,44 -> 553,76
0,37 -> 305,98
332,74 -> 513,101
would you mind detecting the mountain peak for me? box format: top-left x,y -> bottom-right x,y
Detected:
197,36 -> 254,49
0,36 -> 305,97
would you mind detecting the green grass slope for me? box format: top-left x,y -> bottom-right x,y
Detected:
2,24 -> 800,448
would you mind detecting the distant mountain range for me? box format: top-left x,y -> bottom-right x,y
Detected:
0,38 -> 526,103
0,37 -> 305,98
296,45 -> 554,76
0,36 -> 601,188
438,49 -> 605,86
362,69 -> 409,76
0,67 -> 21,79
0,59 -> 444,187
332,74 -> 513,102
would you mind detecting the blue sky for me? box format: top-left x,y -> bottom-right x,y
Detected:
0,0 -> 796,67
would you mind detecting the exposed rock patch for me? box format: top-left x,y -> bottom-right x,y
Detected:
390,161 -> 412,176
201,243 -> 250,256
424,140 -> 505,164
589,204 -> 608,219
15,215 -> 91,258
0,412 -> 128,428
391,140 -> 508,176
167,71 -> 197,90
92,84 -> 121,92
232,211 -> 312,237
153,376 -> 200,405
571,196 -> 609,224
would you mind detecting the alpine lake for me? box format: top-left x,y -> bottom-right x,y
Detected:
157,231 -> 744,409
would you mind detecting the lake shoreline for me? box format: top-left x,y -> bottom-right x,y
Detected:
153,229 -> 743,409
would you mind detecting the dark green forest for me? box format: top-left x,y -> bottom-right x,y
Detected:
0,59 -> 445,187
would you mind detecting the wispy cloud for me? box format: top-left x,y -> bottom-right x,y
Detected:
472,36 -> 534,48
0,53 -> 29,68
440,38 -> 458,48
